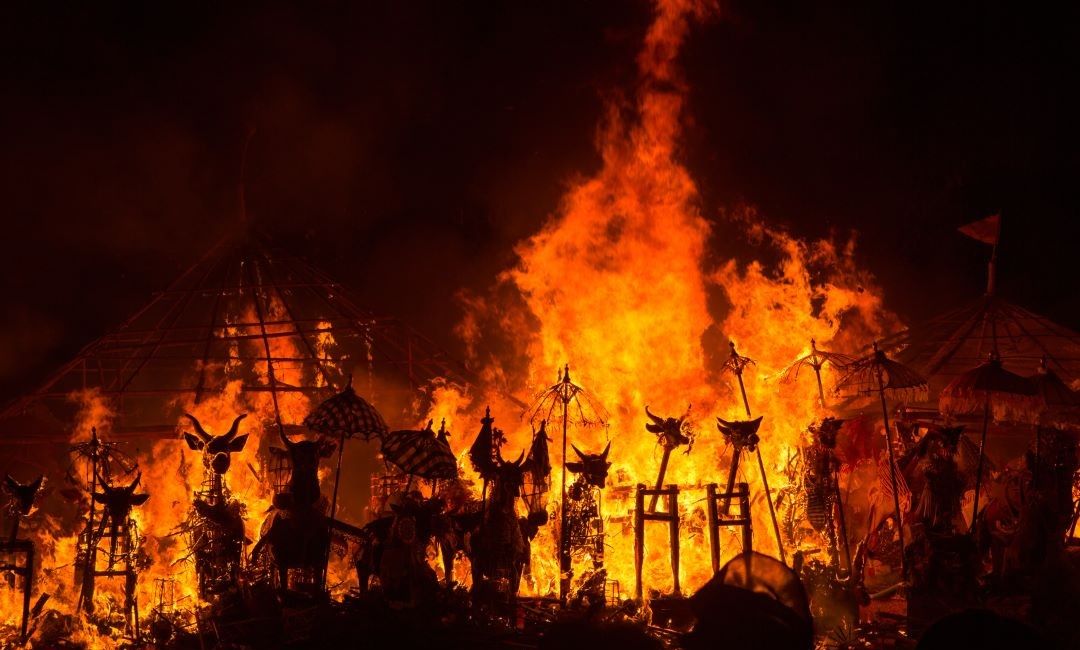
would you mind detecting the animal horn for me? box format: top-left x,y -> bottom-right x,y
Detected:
601,441 -> 611,461
645,405 -> 664,425
716,417 -> 733,429
184,413 -> 212,443
571,444 -> 587,461
678,403 -> 691,424
516,450 -> 527,467
223,414 -> 248,441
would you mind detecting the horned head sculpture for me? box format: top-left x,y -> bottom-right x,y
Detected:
935,425 -> 965,453
183,413 -> 249,475
272,428 -> 336,509
94,472 -> 150,526
645,404 -> 693,451
3,475 -> 43,517
716,416 -> 763,451
566,442 -> 612,488
809,417 -> 845,448
495,449 -> 529,493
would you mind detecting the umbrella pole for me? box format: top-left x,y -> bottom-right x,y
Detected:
814,365 -> 828,409
322,429 -> 347,592
970,394 -> 991,534
559,397 -> 570,603
877,378 -> 907,582
1033,424 -> 1040,487
648,447 -> 672,512
755,448 -> 786,565
329,430 -> 346,522
833,470 -> 853,577
736,373 -> 752,419
736,372 -> 786,564
78,447 -> 99,613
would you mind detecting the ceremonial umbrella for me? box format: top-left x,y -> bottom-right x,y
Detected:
780,339 -> 855,408
303,379 -> 389,442
381,420 -> 459,480
836,341 -> 927,580
1027,359 -> 1080,483
939,354 -> 1038,531
303,378 -> 389,588
526,364 -> 608,602
1029,358 -> 1080,425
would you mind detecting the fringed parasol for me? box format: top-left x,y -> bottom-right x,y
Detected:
381,420 -> 459,480
302,379 -> 389,441
939,357 -> 1039,422
527,364 -> 608,602
835,341 -> 927,581
304,377 -> 389,590
780,339 -> 855,408
939,354 -> 1038,532
1029,357 -> 1080,427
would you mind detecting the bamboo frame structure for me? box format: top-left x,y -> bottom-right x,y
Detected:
0,233 -> 478,443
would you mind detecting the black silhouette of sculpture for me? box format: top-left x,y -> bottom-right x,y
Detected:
181,413 -> 249,597
1,474 -> 43,640
251,429 -> 336,594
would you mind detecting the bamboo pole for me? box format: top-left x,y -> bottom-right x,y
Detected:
877,371 -> 907,581
735,372 -> 786,565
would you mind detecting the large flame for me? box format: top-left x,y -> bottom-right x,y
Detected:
428,0 -> 899,598
1,0 -> 904,640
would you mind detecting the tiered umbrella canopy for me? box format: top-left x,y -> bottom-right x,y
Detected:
939,354 -> 1038,531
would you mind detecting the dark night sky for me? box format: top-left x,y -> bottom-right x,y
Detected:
1,1 -> 1077,402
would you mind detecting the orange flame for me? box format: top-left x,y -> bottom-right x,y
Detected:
428,0 -> 899,599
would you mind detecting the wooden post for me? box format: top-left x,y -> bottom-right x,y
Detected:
739,483 -> 753,552
721,447 -> 742,515
668,485 -> 680,595
23,544 -> 32,639
648,448 -> 672,512
635,484 -> 681,598
634,484 -> 645,600
706,483 -> 720,575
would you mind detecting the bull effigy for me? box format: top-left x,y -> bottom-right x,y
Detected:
1,474 -> 43,641
180,413 -> 249,598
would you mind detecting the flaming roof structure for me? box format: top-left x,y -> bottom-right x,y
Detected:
0,231 -> 475,443
878,294 -> 1080,401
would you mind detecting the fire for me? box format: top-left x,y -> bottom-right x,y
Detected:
429,0 -> 899,599
1,296 -> 359,643
2,0 -> 904,640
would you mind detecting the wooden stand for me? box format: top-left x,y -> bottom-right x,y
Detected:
634,483 -> 680,600
0,538 -> 34,641
706,482 -> 752,574
78,518 -> 140,634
